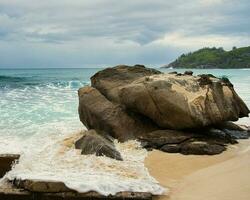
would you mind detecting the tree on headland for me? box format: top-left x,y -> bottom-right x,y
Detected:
166,46 -> 250,69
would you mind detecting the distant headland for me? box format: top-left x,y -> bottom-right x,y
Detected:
163,46 -> 250,69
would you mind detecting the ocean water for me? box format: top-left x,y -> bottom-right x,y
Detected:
0,68 -> 166,195
0,67 -> 250,195
0,68 -> 95,154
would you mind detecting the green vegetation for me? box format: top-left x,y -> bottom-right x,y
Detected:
167,46 -> 250,68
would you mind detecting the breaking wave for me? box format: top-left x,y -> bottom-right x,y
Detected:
5,135 -> 165,196
0,70 -> 165,195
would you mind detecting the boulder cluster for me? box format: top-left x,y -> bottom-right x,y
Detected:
76,65 -> 250,159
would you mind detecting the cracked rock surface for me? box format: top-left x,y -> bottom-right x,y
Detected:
78,65 -> 250,156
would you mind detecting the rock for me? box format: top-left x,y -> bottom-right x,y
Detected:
222,129 -> 249,139
160,144 -> 180,153
75,130 -> 123,160
216,121 -> 249,132
180,141 -> 226,155
184,71 -> 193,75
138,129 -> 230,155
168,71 -> 177,74
13,179 -> 71,193
138,130 -> 194,148
0,180 -> 32,199
8,179 -> 152,199
91,65 -> 249,129
78,86 -> 157,141
215,121 -> 250,139
197,74 -> 216,86
91,64 -> 162,102
0,154 -> 20,178
78,65 -> 250,155
204,128 -> 237,144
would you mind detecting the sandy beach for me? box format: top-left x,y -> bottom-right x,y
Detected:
145,139 -> 250,200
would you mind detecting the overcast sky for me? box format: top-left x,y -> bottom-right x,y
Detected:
0,0 -> 249,68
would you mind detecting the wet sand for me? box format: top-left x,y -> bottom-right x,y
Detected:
145,139 -> 250,200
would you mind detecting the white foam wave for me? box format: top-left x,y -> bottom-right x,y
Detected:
236,117 -> 250,126
0,83 -> 165,196
5,132 -> 165,196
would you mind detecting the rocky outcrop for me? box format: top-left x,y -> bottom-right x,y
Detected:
78,86 -> 157,142
78,65 -> 250,155
138,129 -> 233,155
91,65 -> 249,129
2,179 -> 151,199
13,179 -> 72,193
75,130 -> 123,160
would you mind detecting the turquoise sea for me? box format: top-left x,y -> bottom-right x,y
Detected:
0,68 -> 249,153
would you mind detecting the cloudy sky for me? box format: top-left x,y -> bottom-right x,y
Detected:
0,0 -> 249,68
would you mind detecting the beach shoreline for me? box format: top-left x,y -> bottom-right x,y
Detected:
145,139 -> 250,200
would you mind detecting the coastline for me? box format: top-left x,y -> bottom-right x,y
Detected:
0,67 -> 249,199
145,139 -> 250,200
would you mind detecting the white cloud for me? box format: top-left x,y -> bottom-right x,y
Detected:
154,32 -> 250,50
200,0 -> 224,6
0,0 -> 249,67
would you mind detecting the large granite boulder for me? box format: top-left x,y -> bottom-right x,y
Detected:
78,65 -> 250,155
91,65 -> 249,129
75,130 -> 123,161
78,86 -> 157,142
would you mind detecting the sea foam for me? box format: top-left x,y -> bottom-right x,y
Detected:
4,130 -> 166,196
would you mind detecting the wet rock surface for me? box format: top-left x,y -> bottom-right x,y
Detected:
180,141 -> 226,155
0,154 -> 20,178
2,179 -> 152,200
75,130 -> 123,160
78,65 -> 250,155
13,179 -> 72,193
138,128 -> 235,155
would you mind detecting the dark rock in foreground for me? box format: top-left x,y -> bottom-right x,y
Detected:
180,141 -> 226,155
2,180 -> 152,200
13,179 -> 72,193
138,129 -> 230,155
138,130 -> 195,148
0,154 -> 20,178
75,130 -> 123,161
